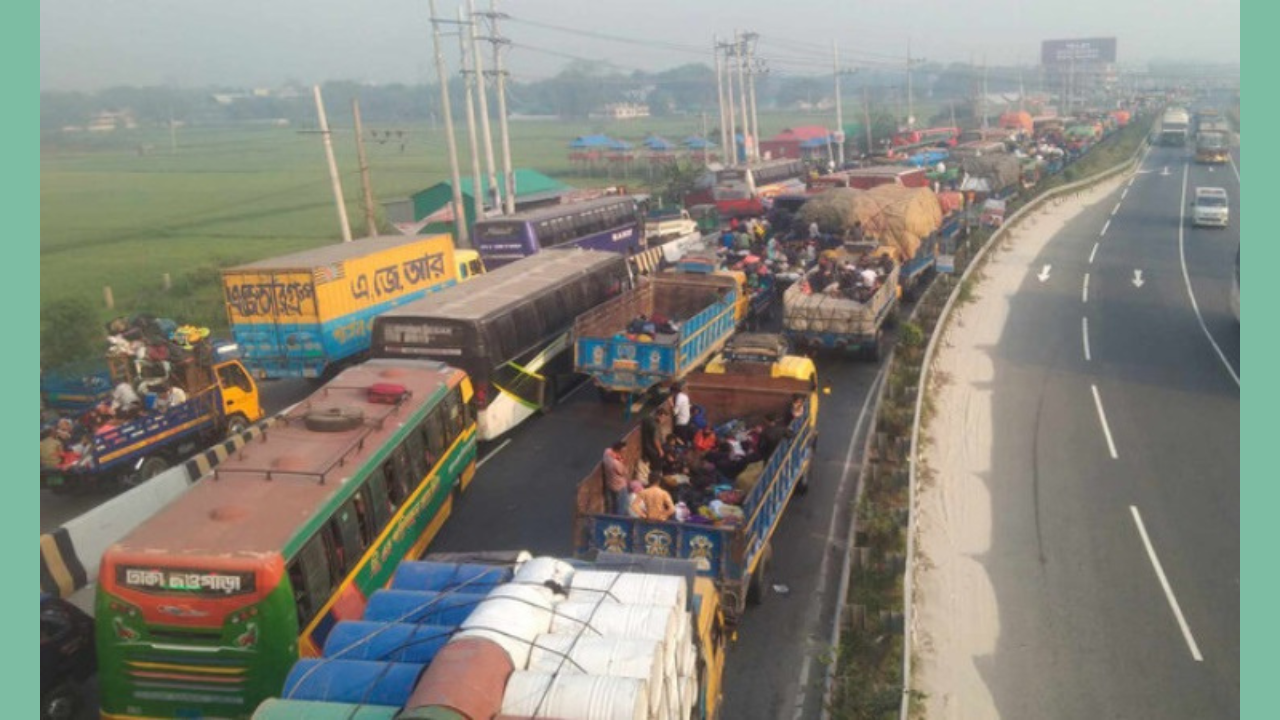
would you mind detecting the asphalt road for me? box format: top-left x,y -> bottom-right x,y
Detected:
430,330 -> 885,720
977,140 -> 1239,718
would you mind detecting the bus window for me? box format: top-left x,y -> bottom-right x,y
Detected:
364,476 -> 391,530
442,390 -> 465,441
458,386 -> 475,427
288,529 -> 339,626
423,406 -> 447,461
330,501 -> 365,575
405,422 -> 429,480
382,461 -> 408,511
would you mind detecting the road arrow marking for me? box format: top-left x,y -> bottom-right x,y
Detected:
1161,166 -> 1170,176
1037,264 -> 1052,282
1132,269 -> 1145,288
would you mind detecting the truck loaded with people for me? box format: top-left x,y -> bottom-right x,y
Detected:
40,315 -> 263,492
575,349 -> 818,624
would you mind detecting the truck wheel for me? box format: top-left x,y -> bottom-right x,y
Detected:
596,386 -> 620,404
41,682 -> 81,720
539,377 -> 558,415
225,413 -> 250,438
746,543 -> 772,607
796,469 -> 810,496
866,332 -> 884,362
124,456 -> 167,484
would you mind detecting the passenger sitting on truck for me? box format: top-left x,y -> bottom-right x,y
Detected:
110,381 -> 141,417
630,478 -> 676,522
860,267 -> 878,289
40,427 -> 63,470
152,383 -> 188,413
602,440 -> 631,516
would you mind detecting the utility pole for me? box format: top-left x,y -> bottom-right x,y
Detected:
713,34 -> 729,164
734,31 -> 751,163
862,84 -> 873,158
722,38 -> 738,165
428,0 -> 470,246
351,99 -> 378,237
312,85 -> 352,243
833,41 -> 844,166
906,39 -> 914,129
700,111 -> 710,165
487,0 -> 515,214
468,0 -> 500,215
744,32 -> 762,163
459,6 -> 486,222
981,55 -> 989,130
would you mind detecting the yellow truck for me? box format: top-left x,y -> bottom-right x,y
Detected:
222,234 -> 467,379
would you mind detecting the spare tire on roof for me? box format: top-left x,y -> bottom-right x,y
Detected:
304,405 -> 365,432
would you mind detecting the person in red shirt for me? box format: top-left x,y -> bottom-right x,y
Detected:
602,440 -> 631,515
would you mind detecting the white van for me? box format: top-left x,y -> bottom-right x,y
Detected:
1192,187 -> 1230,228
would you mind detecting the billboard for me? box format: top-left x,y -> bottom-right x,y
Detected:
1041,38 -> 1117,65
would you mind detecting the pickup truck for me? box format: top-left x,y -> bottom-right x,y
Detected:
783,254 -> 900,360
645,208 -> 699,242
574,361 -> 818,624
42,341 -> 263,492
574,266 -> 743,401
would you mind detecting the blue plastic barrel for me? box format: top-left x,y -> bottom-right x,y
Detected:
391,561 -> 511,593
252,698 -> 400,719
323,621 -> 453,664
281,659 -> 424,707
362,590 -> 487,626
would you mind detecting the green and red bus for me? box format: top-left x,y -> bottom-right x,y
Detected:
95,358 -> 478,719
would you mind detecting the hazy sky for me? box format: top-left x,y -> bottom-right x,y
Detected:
40,0 -> 1239,91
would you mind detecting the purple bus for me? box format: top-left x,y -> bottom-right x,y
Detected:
474,196 -> 643,269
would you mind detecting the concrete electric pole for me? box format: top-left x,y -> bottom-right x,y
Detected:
312,85 -> 352,243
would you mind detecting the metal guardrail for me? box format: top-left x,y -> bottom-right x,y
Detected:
898,130 -> 1153,720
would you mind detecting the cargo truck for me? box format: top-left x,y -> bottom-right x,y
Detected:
42,341 -> 262,492
1195,130 -> 1231,164
222,234 -> 462,380
783,253 -> 900,360
574,360 -> 818,624
573,265 -> 743,401
252,551 -> 727,720
1159,108 -> 1191,146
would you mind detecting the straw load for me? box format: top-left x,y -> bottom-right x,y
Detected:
796,186 -> 943,262
958,154 -> 1022,193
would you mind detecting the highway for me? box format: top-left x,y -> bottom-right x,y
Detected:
977,137 -> 1239,718
429,339 -> 884,719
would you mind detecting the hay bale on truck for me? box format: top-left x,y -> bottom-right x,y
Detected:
864,185 -> 943,263
959,153 -> 1022,199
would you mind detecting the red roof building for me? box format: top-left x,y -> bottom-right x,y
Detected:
758,125 -> 833,161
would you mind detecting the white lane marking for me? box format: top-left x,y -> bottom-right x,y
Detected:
1037,264 -> 1052,282
1178,164 -> 1242,387
1082,273 -> 1090,304
1130,506 -> 1205,662
1228,154 -> 1241,183
1112,202 -> 1121,216
1128,177 -> 1136,187
1082,317 -> 1092,362
799,367 -> 885,719
1101,219 -> 1110,236
562,377 -> 593,401
476,438 -> 512,468
1089,242 -> 1100,264
1090,384 -> 1118,459
1121,187 -> 1129,200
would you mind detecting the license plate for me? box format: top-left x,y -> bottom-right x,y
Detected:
613,359 -> 638,371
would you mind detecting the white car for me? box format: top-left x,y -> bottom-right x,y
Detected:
1191,186 -> 1230,228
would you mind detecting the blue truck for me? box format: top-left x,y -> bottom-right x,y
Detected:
573,266 -> 744,401
573,363 -> 819,624
41,342 -> 263,492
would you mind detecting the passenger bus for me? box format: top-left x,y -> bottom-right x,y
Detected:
686,158 -> 808,218
372,249 -> 632,441
472,195 -> 643,269
96,358 -> 478,718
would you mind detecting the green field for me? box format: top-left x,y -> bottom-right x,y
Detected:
40,110 -> 844,333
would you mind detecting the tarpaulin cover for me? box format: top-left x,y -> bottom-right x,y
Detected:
999,111 -> 1034,133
